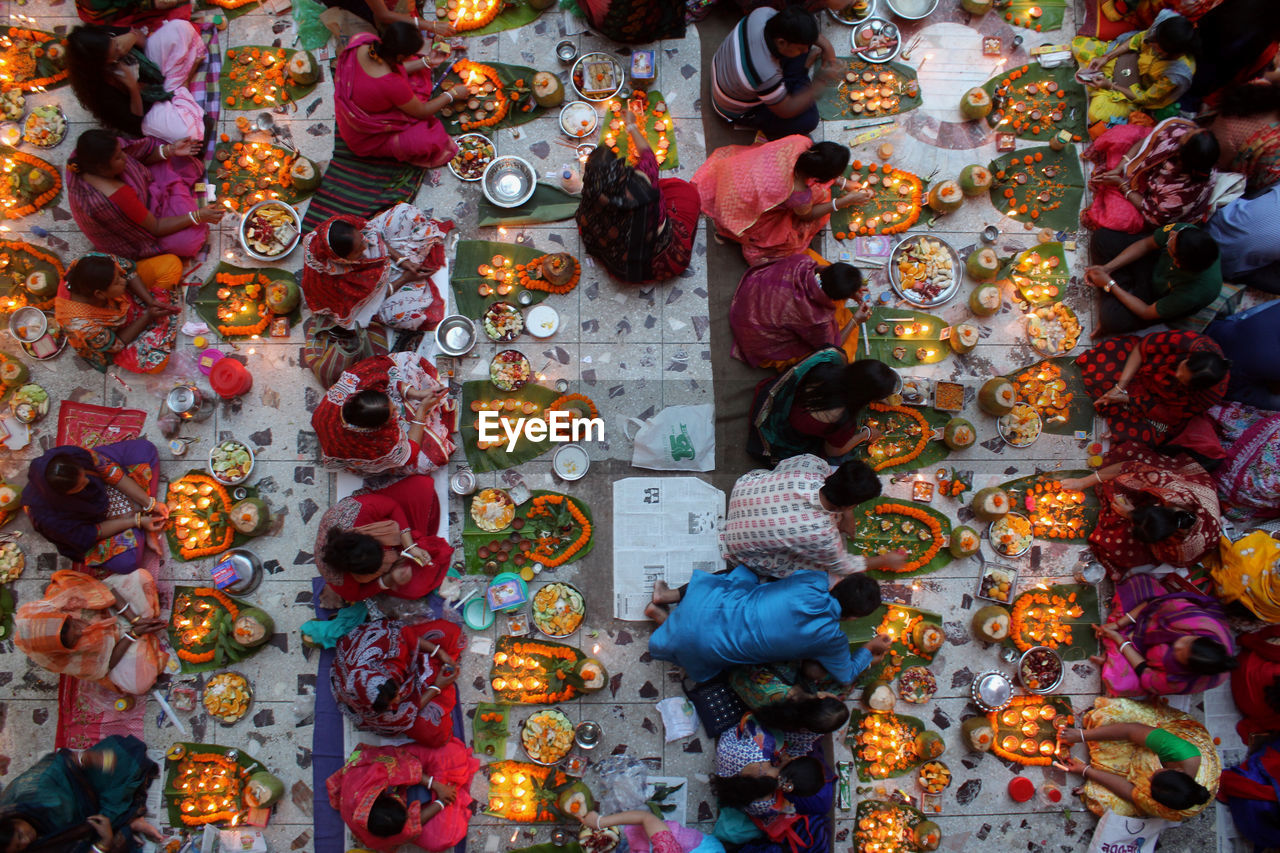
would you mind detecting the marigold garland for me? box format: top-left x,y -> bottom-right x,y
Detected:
521,494 -> 592,567
223,46 -> 301,108
0,28 -> 70,92
547,393 -> 599,420
441,0 -> 506,32
173,587 -> 241,663
451,60 -> 510,131
987,695 -> 1074,766
863,401 -> 930,471
831,162 -> 923,239
0,238 -> 63,311
171,751 -> 244,825
167,474 -> 236,559
859,501 -> 943,572
1,149 -> 60,219
213,271 -> 273,337
515,254 -> 581,295
1009,589 -> 1083,651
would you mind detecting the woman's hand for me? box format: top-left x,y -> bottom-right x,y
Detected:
837,188 -> 875,207
1100,384 -> 1130,403
1053,756 -> 1087,775
1092,622 -> 1124,643
1084,266 -> 1114,289
866,633 -> 894,661
1096,173 -> 1125,187
87,815 -> 115,847
861,425 -> 883,443
132,618 -> 167,635
435,664 -> 460,689
1058,476 -> 1090,492
853,300 -> 873,324
139,513 -> 167,533
387,562 -> 414,588
448,81 -> 475,101
430,779 -> 458,804
1087,56 -> 1106,71
169,138 -> 200,158
112,60 -> 141,89
195,204 -> 227,225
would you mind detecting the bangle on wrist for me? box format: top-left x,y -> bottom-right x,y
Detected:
189,210 -> 200,225
1119,641 -> 1135,655
444,89 -> 455,103
144,497 -> 156,512
1094,471 -> 1103,484
134,512 -> 142,528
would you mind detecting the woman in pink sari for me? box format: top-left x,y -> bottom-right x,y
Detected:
692,137 -> 872,266
326,740 -> 478,853
335,22 -> 467,168
1082,117 -> 1219,232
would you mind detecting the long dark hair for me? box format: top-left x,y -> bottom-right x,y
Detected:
68,129 -> 121,176
369,21 -> 423,67
1218,80 -> 1280,118
67,26 -> 142,136
752,696 -> 849,733
1132,504 -> 1196,543
794,358 -> 896,420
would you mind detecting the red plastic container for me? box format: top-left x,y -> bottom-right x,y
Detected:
209,357 -> 253,399
1008,776 -> 1035,803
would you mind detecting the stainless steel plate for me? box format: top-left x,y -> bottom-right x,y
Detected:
971,670 -> 1012,711
888,235 -> 963,307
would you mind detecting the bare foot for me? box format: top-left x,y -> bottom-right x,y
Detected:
130,818 -> 164,843
652,580 -> 680,606
644,602 -> 669,625
145,531 -> 164,556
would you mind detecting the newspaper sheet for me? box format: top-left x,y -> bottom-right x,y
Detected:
612,477 -> 725,621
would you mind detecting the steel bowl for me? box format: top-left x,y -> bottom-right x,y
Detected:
559,101 -> 599,139
481,156 -> 537,208
571,52 -> 624,101
435,315 -> 477,356
208,439 -> 255,486
828,0 -> 876,24
971,670 -> 1012,712
852,17 -> 902,63
1017,645 -> 1065,694
222,548 -> 265,596
552,443 -> 590,481
238,200 -> 302,262
884,0 -> 939,19
989,512 -> 1033,558
8,306 -> 46,343
888,235 -> 963,307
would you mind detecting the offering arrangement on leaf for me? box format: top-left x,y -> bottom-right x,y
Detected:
0,239 -> 61,314
848,498 -> 952,578
864,307 -> 950,367
1003,243 -> 1069,305
1008,583 -> 1098,658
983,63 -> 1086,141
490,635 -> 608,704
989,695 -> 1074,765
820,60 -> 921,121
1000,0 -> 1067,31
167,586 -> 274,672
461,385 -> 597,474
1004,357 -> 1094,434
600,90 -> 678,169
0,27 -> 69,92
0,147 -> 60,219
221,47 -> 320,110
847,604 -> 944,687
449,133 -> 496,180
473,702 -> 510,759
165,473 -> 244,560
831,162 -> 924,238
442,59 -> 538,133
854,800 -> 938,853
209,126 -> 320,211
1000,471 -> 1098,541
485,760 -> 571,822
465,489 -> 594,574
990,145 -> 1085,230
849,711 -> 944,781
194,264 -> 300,340
856,401 -> 950,474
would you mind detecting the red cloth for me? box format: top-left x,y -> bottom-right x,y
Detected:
1233,625 -> 1280,742
109,185 -> 151,226
1081,124 -> 1153,233
301,214 -> 388,324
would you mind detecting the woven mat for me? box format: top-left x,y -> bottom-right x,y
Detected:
56,400 -> 148,447
300,136 -> 428,232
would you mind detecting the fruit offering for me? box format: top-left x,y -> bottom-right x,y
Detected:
520,708 -> 575,764
471,487 -> 516,532
998,402 -> 1043,448
600,90 -> 677,168
978,565 -> 1017,604
490,349 -> 532,391
532,582 -> 585,638
449,133 -> 495,180
0,89 -> 23,120
1027,302 -> 1081,355
209,440 -> 254,484
1011,360 -> 1076,425
917,761 -> 952,794
21,104 -> 64,148
898,666 -> 937,704
203,672 -> 252,724
482,301 -> 524,341
241,202 -> 299,258
0,540 -> 23,582
990,512 -> 1033,557
1019,646 -> 1063,692
831,161 -> 923,238
894,237 -> 957,305
1010,588 -> 1087,651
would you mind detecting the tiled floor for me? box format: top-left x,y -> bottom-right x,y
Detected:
0,0 -> 1248,851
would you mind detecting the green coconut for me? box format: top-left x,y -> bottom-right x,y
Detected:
949,524 -> 980,557
557,782 -> 595,820
0,357 -> 28,387
972,604 -> 1011,642
949,323 -> 980,354
233,607 -> 274,648
533,71 -> 565,106
926,180 -> 964,214
971,486 -> 1012,521
243,771 -> 285,807
0,481 -> 21,512
573,658 -> 608,691
978,377 -> 1017,415
27,168 -> 52,194
25,271 -> 54,298
969,283 -> 1002,317
915,819 -> 942,851
961,0 -> 993,12
286,50 -> 319,86
863,681 -> 897,712
289,156 -> 321,192
958,164 -> 993,197
965,247 -> 1001,281
230,497 -> 270,536
943,418 -> 976,451
265,278 -> 300,314
912,622 -> 945,654
961,716 -> 995,752
960,87 -> 993,120
914,731 -> 945,760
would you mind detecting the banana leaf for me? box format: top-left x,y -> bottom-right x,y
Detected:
818,58 -> 921,121
0,146 -> 61,218
854,404 -> 952,475
206,140 -> 317,209
842,603 -> 943,687
863,306 -> 952,367
988,695 -> 1075,763
854,800 -> 927,849
484,760 -> 571,822
434,0 -> 547,36
1000,356 -> 1095,435
220,46 -> 320,111
830,164 -> 925,239
595,90 -> 679,170
1003,582 -> 1100,661
490,635 -> 605,703
1002,0 -> 1067,31
982,63 -> 1087,141
167,585 -> 266,673
163,743 -> 264,826
989,144 -> 1085,231
0,239 -> 62,314
473,701 -> 511,760
847,711 -> 940,781
450,239 -> 549,318
442,60 -> 543,135
478,184 -> 581,226
848,497 -> 954,579
997,242 -> 1069,305
459,381 -> 563,473
462,489 -> 594,574
291,0 -> 333,51
998,469 -> 1100,542
191,263 -> 302,343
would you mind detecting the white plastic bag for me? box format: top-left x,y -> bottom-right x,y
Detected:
1087,810 -> 1171,853
624,404 -> 715,472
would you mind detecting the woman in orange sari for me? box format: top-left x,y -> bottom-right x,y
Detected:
692,137 -> 872,266
13,570 -> 167,695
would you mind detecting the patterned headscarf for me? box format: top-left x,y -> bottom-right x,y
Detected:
300,215 -> 389,326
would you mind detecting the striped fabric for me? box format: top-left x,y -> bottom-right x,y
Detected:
710,8 -> 788,121
301,136 -> 429,232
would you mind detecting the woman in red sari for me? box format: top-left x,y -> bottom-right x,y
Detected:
1231,625 -> 1280,743
1077,330 -> 1230,447
314,475 -> 453,607
692,137 -> 872,267
326,740 -> 478,853
334,23 -> 466,168
330,619 -> 462,746
1061,442 -> 1222,577
311,353 -> 456,478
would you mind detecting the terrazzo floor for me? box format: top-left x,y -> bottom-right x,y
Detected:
0,0 -> 1254,851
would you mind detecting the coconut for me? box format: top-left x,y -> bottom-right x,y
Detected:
949,525 -> 980,558
961,716 -> 995,752
863,681 -> 897,712
914,731 -> 945,760
233,607 -> 274,648
0,481 -> 21,511
969,283 -> 1002,317
972,604 -> 1011,642
915,820 -> 942,851
230,497 -> 270,536
943,418 -> 976,451
24,271 -> 54,298
978,378 -> 1017,415
265,279 -> 300,314
532,71 -> 565,107
958,164 -> 993,197
971,486 -> 1011,521
557,782 -> 595,819
541,252 -> 577,286
27,168 -> 52,194
949,323 -> 980,355
965,248 -> 1001,282
960,0 -> 993,13
0,358 -> 28,387
243,771 -> 285,807
289,156 -> 321,192
926,180 -> 964,214
575,658 -> 608,690
912,622 -> 945,654
959,87 -> 993,120
286,50 -> 319,86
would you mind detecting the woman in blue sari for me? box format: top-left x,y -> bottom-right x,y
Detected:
0,735 -> 161,852
22,439 -> 166,573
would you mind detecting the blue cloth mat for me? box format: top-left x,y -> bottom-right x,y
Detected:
309,578 -> 467,853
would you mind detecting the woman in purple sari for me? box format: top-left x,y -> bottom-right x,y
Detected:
334,23 -> 464,168
21,440 -> 166,574
1092,575 -> 1237,698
